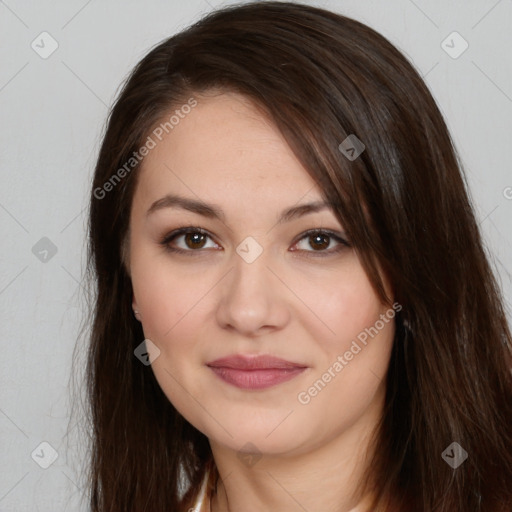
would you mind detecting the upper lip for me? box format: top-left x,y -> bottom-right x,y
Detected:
206,354 -> 307,370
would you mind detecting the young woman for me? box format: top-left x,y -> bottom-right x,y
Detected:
81,2 -> 512,510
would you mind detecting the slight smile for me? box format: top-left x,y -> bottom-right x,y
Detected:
206,354 -> 308,390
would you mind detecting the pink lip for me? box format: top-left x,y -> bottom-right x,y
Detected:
206,355 -> 307,390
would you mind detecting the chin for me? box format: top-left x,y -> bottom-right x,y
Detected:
204,414 -> 309,456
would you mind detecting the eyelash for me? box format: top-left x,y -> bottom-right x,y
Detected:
159,226 -> 350,258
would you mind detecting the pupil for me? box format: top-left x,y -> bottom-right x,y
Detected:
185,232 -> 206,249
310,234 -> 329,250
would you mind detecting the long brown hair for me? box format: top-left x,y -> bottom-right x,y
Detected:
76,1 -> 512,510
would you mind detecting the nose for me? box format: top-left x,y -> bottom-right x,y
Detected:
215,250 -> 291,337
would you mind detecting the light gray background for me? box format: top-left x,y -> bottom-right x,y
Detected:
1,0 -> 511,510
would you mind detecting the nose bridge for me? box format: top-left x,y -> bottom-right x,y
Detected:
227,242 -> 273,309
232,246 -> 269,293
230,234 -> 271,290
215,238 -> 289,334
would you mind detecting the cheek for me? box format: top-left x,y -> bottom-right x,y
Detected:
131,260 -> 208,419
131,254 -> 205,340
293,261 -> 395,412
296,307 -> 395,435
295,262 -> 387,353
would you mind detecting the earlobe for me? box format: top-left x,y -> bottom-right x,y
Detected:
132,299 -> 141,321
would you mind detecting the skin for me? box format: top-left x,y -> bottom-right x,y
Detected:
128,91 -> 396,512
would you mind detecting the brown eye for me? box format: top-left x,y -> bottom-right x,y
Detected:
308,233 -> 330,251
184,232 -> 208,249
160,227 -> 220,254
291,229 -> 350,256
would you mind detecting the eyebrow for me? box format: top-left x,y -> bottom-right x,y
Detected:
146,193 -> 333,224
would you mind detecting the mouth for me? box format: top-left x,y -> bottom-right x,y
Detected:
206,354 -> 308,390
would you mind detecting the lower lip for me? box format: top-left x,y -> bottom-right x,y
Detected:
208,366 -> 306,390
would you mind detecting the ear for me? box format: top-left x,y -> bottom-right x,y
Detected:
132,296 -> 141,321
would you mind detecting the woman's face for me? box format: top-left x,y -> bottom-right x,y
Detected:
128,91 -> 396,458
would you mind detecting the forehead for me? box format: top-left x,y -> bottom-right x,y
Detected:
132,92 -> 321,206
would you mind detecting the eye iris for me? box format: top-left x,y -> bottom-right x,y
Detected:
309,233 -> 329,250
185,232 -> 207,249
